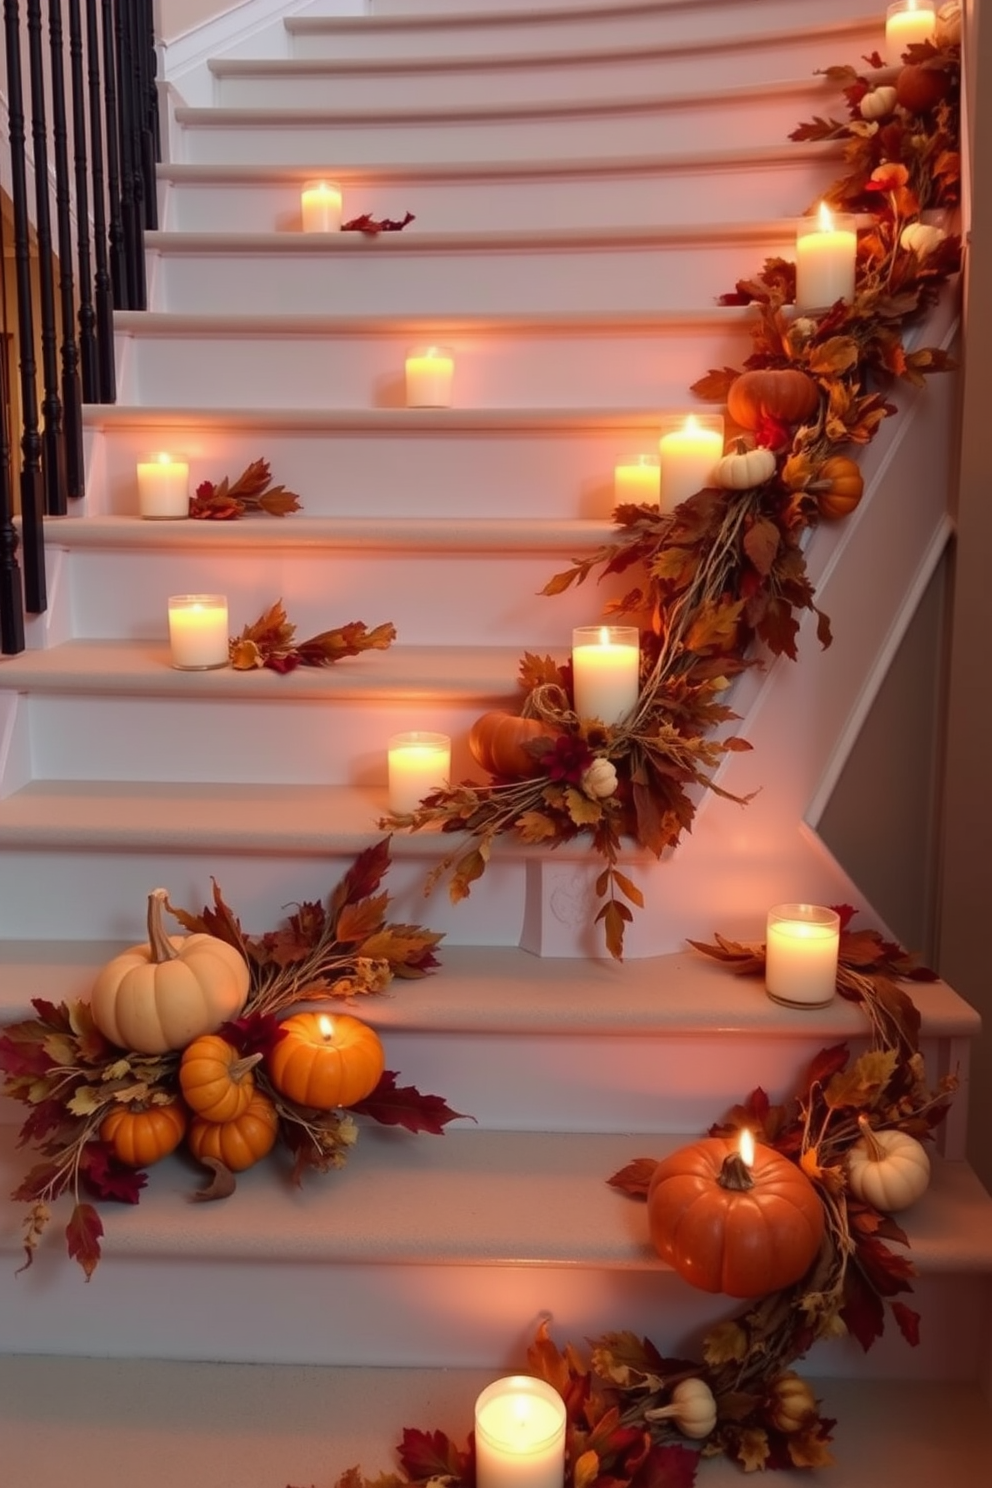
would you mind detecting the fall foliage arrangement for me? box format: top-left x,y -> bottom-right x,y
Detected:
382,18 -> 962,961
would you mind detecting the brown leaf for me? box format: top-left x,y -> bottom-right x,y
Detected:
596,897 -> 631,961
349,1071 -> 468,1135
689,367 -> 741,401
191,1157 -> 238,1202
824,1048 -> 898,1110
607,1157 -> 658,1198
65,1201 -> 103,1280
743,516 -> 781,577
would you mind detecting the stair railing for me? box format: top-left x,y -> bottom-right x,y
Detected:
0,0 -> 158,655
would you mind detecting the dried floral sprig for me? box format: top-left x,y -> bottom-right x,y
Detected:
229,598 -> 396,673
188,457 -> 302,519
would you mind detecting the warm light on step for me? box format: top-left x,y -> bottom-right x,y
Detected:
657,414 -> 723,513
886,0 -> 936,51
137,453 -> 189,519
572,626 -> 640,726
474,1376 -> 566,1488
405,345 -> 455,407
167,595 -> 230,671
795,203 -> 857,312
765,903 -> 840,1008
388,732 -> 451,814
613,454 -> 660,506
300,179 -> 343,232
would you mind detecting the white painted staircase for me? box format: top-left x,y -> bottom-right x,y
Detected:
1,2 -> 990,1484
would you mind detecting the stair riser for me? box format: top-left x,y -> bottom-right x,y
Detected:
117,320 -> 755,410
148,235 -> 794,316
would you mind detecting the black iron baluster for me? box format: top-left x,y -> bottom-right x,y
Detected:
100,0 -> 126,308
0,225 -> 26,654
86,0 -> 116,400
136,0 -> 158,232
69,0 -> 98,402
113,0 -> 146,310
3,0 -> 46,612
48,0 -> 85,499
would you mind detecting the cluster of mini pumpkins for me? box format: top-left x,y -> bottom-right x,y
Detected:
88,889 -> 384,1173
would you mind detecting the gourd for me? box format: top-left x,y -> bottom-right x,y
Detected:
89,888 -> 250,1054
712,442 -> 777,491
469,711 -> 557,779
267,1012 -> 385,1110
896,63 -> 951,114
187,1089 -> 279,1172
100,1099 -> 188,1167
900,220 -> 947,258
810,456 -> 864,519
726,369 -> 820,431
179,1035 -> 262,1123
846,1116 -> 931,1212
646,1378 -> 717,1439
768,1373 -> 818,1434
647,1136 -> 824,1298
936,2 -> 962,46
859,85 -> 898,121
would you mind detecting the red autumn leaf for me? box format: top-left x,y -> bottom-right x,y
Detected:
689,367 -> 741,402
332,837 -> 393,918
65,1201 -> 104,1280
397,1427 -> 471,1482
607,1157 -> 659,1198
854,1234 -> 916,1297
342,211 -> 415,235
634,1442 -> 700,1488
832,903 -> 858,931
335,893 -> 390,945
78,1142 -> 147,1204
219,1010 -> 289,1061
19,1097 -> 75,1147
265,652 -> 300,673
805,1043 -> 851,1091
12,1159 -> 68,1204
892,1300 -> 922,1347
349,1071 -> 468,1135
0,1031 -> 55,1081
840,1260 -> 886,1351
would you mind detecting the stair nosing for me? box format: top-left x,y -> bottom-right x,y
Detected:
81,406 -> 701,433
111,308 -> 755,338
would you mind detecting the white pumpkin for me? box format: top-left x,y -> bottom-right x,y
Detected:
936,2 -> 962,47
713,444 -> 777,491
860,85 -> 898,121
646,1377 -> 717,1439
847,1118 -> 931,1212
900,220 -> 947,257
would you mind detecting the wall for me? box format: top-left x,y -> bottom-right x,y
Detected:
158,1 -> 253,42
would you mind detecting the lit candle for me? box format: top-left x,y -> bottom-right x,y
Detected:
795,203 -> 857,312
614,455 -> 661,505
657,414 -> 723,513
765,903 -> 841,1008
885,0 -> 936,52
300,179 -> 343,232
405,346 -> 454,408
137,453 -> 190,519
388,731 -> 451,813
572,625 -> 640,725
167,594 -> 229,670
475,1376 -> 567,1488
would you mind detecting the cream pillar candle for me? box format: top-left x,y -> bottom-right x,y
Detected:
614,455 -> 661,505
137,453 -> 190,519
300,180 -> 343,232
795,204 -> 857,312
765,903 -> 841,1007
657,414 -> 723,514
388,732 -> 451,813
167,595 -> 230,670
886,0 -> 936,51
572,625 -> 640,725
405,346 -> 454,408
475,1376 -> 567,1488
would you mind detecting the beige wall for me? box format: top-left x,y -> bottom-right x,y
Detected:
157,1 -> 250,44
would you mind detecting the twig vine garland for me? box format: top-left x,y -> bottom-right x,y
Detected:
382,27 -> 962,961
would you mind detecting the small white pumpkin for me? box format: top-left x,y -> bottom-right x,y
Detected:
860,85 -> 898,121
581,757 -> 619,800
712,443 -> 777,491
768,1373 -> 818,1434
846,1116 -> 931,1212
900,220 -> 947,257
936,2 -> 962,47
646,1377 -> 717,1439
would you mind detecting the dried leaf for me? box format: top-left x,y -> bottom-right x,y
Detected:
191,1157 -> 238,1202
349,1071 -> 468,1135
607,1157 -> 658,1198
65,1201 -> 103,1280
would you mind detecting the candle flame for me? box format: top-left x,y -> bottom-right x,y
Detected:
817,200 -> 834,232
155,452 -> 173,466
318,1013 -> 335,1040
683,414 -> 699,433
738,1128 -> 755,1168
598,625 -> 611,646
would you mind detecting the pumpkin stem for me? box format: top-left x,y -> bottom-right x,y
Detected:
856,1113 -> 887,1162
717,1152 -> 756,1192
231,1051 -> 264,1083
146,888 -> 180,964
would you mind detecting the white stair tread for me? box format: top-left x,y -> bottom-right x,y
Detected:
114,307 -> 753,335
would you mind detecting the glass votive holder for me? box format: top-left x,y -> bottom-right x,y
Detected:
405,345 -> 454,408
300,179 -> 343,232
765,903 -> 841,1008
657,413 -> 723,513
795,205 -> 857,312
571,625 -> 641,726
387,731 -> 451,814
167,595 -> 230,671
885,0 -> 936,54
136,452 -> 190,519
613,455 -> 661,505
474,1375 -> 567,1488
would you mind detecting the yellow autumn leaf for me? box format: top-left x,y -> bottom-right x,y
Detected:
738,1427 -> 771,1473
42,1034 -> 76,1069
573,1451 -> 600,1488
788,1428 -> 836,1470
566,788 -> 603,827
67,1085 -> 106,1117
781,451 -> 815,491
824,1047 -> 899,1110
102,1058 -> 133,1082
702,1319 -> 748,1366
516,810 -> 561,843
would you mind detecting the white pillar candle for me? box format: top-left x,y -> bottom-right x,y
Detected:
167,595 -> 230,671
300,179 -> 343,232
657,414 -> 723,513
795,204 -> 857,312
475,1376 -> 566,1488
614,455 -> 661,505
137,453 -> 190,519
405,346 -> 454,408
886,0 -> 936,52
765,903 -> 841,1008
388,732 -> 451,813
572,625 -> 640,725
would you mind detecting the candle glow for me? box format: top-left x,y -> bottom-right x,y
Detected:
300,180 -> 343,232
137,452 -> 190,519
167,595 -> 229,671
571,625 -> 640,725
614,455 -> 661,505
795,203 -> 857,311
657,414 -> 723,513
765,903 -> 841,1008
886,0 -> 936,52
475,1375 -> 567,1488
405,346 -> 455,408
388,732 -> 452,814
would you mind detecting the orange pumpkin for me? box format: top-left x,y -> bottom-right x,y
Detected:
647,1136 -> 824,1298
469,711 -> 557,779
811,456 -> 864,520
187,1089 -> 279,1172
727,369 -> 820,431
100,1099 -> 188,1167
896,63 -> 951,114
179,1034 -> 262,1122
267,1012 -> 385,1110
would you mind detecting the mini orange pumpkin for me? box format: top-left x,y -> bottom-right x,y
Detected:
896,63 -> 951,114
100,1099 -> 188,1167
267,1012 -> 385,1110
811,456 -> 864,519
727,369 -> 820,431
179,1035 -> 262,1123
469,711 -> 557,779
187,1090 -> 279,1172
647,1136 -> 824,1298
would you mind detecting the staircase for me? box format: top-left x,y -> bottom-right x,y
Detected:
1,1 -> 989,1483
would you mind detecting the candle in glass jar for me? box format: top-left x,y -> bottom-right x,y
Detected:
572,626 -> 640,725
658,415 -> 723,513
137,453 -> 190,519
795,203 -> 857,312
765,903 -> 840,1007
388,732 -> 451,813
167,595 -> 230,671
614,455 -> 661,505
300,179 -> 343,232
405,346 -> 454,408
885,0 -> 935,52
475,1376 -> 567,1488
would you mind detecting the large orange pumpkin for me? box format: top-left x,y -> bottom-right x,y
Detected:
267,1012 -> 385,1110
187,1089 -> 279,1172
469,711 -> 557,779
811,456 -> 864,520
727,369 -> 820,431
647,1136 -> 824,1298
100,1099 -> 188,1167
